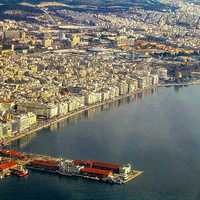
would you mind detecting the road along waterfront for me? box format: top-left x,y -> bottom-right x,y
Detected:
3,87 -> 157,146
5,80 -> 200,147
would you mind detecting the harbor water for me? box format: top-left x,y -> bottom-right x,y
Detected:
1,86 -> 200,200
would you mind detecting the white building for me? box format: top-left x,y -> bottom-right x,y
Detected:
151,74 -> 159,85
118,82 -> 129,95
158,68 -> 168,80
58,102 -> 69,115
17,102 -> 58,119
68,96 -> 85,112
128,79 -> 138,93
137,77 -> 147,89
101,90 -> 110,101
0,122 -> 12,138
15,112 -> 37,132
85,92 -> 102,105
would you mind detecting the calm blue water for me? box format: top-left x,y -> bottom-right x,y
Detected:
1,86 -> 200,200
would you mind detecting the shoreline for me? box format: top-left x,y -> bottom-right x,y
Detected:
3,88 -> 152,147
158,80 -> 200,87
3,81 -> 196,147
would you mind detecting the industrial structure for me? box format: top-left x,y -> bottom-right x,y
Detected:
0,149 -> 143,184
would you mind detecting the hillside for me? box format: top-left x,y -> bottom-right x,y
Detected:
0,0 -> 176,12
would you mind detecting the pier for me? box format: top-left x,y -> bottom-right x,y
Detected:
0,149 -> 143,184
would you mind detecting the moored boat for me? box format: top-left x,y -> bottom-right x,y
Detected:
11,167 -> 29,177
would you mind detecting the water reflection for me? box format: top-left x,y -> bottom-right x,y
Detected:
49,123 -> 58,132
84,106 -> 102,119
12,132 -> 37,148
13,88 -> 158,148
174,85 -> 182,92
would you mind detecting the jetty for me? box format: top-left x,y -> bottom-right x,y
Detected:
0,149 -> 143,184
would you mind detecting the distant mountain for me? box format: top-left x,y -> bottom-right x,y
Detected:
0,0 -> 170,7
0,0 -> 176,12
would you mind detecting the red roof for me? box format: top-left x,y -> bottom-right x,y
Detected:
91,160 -> 121,169
31,160 -> 59,167
73,160 -> 121,169
0,149 -> 25,159
0,161 -> 17,171
73,160 -> 93,167
80,167 -> 112,176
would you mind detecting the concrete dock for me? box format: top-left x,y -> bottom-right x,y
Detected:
124,170 -> 143,184
0,150 -> 143,184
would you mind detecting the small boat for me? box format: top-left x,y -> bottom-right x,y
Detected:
11,167 -> 29,177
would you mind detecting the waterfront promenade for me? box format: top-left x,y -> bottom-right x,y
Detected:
3,80 -> 199,147
2,88 -> 149,146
